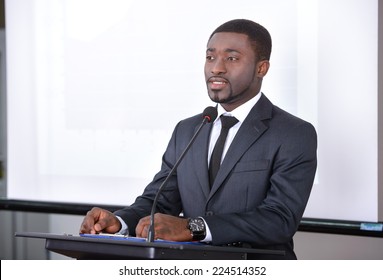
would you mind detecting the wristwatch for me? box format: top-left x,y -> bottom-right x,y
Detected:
187,218 -> 206,241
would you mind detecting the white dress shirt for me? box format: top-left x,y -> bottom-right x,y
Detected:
207,92 -> 262,166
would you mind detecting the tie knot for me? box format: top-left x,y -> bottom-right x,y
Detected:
220,115 -> 239,129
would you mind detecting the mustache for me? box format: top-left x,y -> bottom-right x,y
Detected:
206,76 -> 229,83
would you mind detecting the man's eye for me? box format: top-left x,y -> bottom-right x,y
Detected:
227,57 -> 238,61
206,55 -> 214,61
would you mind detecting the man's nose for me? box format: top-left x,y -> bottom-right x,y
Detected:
210,59 -> 227,75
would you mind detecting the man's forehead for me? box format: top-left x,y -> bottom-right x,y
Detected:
207,32 -> 251,50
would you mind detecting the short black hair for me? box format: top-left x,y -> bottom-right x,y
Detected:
209,19 -> 272,61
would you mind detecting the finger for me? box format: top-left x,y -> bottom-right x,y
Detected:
136,216 -> 151,238
79,210 -> 98,234
88,207 -> 105,233
94,218 -> 109,233
80,207 -> 118,234
135,222 -> 146,238
80,218 -> 94,234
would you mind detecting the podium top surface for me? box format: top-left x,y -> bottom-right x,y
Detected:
15,231 -> 285,260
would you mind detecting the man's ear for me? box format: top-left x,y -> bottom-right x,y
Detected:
257,60 -> 270,78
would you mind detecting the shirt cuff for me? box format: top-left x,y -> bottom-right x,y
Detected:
115,215 -> 129,236
200,217 -> 212,242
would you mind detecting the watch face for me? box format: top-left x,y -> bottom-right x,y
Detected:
188,218 -> 206,241
189,218 -> 205,231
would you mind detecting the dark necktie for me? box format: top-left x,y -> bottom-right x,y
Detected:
209,115 -> 239,186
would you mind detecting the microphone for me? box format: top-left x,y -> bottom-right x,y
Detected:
147,106 -> 218,242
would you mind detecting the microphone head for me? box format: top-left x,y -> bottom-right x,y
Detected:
203,106 -> 218,123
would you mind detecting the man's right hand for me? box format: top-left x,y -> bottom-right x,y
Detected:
79,207 -> 121,234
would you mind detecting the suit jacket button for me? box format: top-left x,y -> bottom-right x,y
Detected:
205,211 -> 214,216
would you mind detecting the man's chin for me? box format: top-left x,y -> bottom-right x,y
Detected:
208,91 -> 228,103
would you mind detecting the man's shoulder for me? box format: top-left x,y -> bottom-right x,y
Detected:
269,105 -> 317,143
272,105 -> 308,124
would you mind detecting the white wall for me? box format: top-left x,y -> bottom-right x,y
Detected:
0,29 -> 6,198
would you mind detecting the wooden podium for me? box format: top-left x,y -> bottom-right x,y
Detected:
15,232 -> 285,260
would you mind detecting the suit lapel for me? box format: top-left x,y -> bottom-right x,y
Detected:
208,95 -> 273,199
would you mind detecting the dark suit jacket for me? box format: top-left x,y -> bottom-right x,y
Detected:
114,94 -> 317,259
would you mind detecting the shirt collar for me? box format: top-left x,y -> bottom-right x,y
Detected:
215,92 -> 262,123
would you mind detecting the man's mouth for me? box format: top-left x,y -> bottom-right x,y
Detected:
208,77 -> 229,90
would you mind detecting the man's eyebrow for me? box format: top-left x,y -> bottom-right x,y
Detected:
206,47 -> 241,54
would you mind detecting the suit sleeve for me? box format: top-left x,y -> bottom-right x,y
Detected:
203,121 -> 317,246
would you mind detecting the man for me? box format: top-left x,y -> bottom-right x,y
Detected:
80,19 -> 317,259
